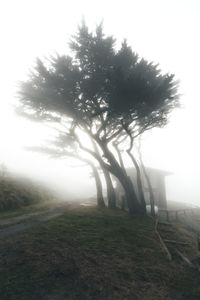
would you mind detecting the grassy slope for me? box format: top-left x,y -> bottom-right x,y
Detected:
0,176 -> 53,212
0,206 -> 200,300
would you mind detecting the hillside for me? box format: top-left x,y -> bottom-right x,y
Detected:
0,206 -> 200,299
0,175 -> 52,211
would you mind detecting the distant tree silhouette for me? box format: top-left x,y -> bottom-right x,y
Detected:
18,21 -> 179,214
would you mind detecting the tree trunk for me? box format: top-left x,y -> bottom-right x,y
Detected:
141,164 -> 155,217
95,139 -> 144,214
90,164 -> 105,208
113,143 -> 145,213
137,144 -> 155,217
91,139 -> 116,208
119,173 -> 143,214
102,168 -> 116,208
77,135 -> 144,214
113,143 -> 127,175
127,150 -> 146,214
74,154 -> 105,208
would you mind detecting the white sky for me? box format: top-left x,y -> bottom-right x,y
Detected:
0,0 -> 200,203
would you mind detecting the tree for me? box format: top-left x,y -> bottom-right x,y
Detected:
137,138 -> 156,216
18,21 -> 179,214
111,133 -> 146,213
90,138 -> 116,208
27,130 -> 106,208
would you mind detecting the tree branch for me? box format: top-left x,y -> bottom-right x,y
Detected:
106,127 -> 123,143
73,131 -> 114,174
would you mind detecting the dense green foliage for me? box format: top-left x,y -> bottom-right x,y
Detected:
20,22 -> 178,131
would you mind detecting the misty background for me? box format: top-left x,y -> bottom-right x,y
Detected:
0,0 -> 199,205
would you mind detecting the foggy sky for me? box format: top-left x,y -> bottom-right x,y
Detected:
0,0 -> 200,205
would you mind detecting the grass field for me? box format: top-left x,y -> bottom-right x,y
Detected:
0,206 -> 200,299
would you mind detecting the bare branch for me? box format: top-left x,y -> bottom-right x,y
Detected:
73,131 -> 113,173
106,127 -> 123,143
112,142 -> 127,173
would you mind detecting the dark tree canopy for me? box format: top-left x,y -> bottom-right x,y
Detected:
20,22 -> 178,135
19,22 -> 179,214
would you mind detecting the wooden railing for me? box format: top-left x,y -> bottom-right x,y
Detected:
158,208 -> 200,222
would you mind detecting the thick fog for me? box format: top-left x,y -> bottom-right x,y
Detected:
0,0 -> 200,207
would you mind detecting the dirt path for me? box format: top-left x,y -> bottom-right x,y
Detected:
0,210 -> 50,226
0,213 -> 63,238
0,201 -> 78,238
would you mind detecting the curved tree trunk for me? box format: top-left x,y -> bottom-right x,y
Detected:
137,142 -> 155,217
75,133 -> 144,214
119,174 -> 142,214
113,143 -> 127,175
96,140 -> 143,214
76,153 -> 105,208
127,150 -> 146,214
140,163 -> 155,217
91,138 -> 116,208
90,163 -> 105,208
102,168 -> 116,208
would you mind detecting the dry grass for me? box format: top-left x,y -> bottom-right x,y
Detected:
0,206 -> 200,299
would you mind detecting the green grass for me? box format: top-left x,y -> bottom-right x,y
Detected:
0,206 -> 200,299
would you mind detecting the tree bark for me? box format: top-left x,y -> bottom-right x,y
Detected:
127,150 -> 146,214
75,153 -> 105,208
119,174 -> 143,214
112,143 -> 127,175
95,139 -> 143,214
137,144 -> 155,217
113,143 -> 145,213
141,164 -> 155,217
102,168 -> 116,208
91,139 -> 116,208
75,133 -> 144,214
89,163 -> 105,208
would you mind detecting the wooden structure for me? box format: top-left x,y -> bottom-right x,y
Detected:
159,208 -> 196,222
115,167 -> 172,210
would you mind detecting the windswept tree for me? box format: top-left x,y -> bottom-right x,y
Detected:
18,22 -> 179,214
28,131 -> 106,207
26,125 -> 116,208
